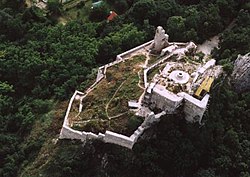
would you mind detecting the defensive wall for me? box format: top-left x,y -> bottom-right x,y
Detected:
59,40 -> 159,149
59,89 -> 167,149
59,34 -> 221,148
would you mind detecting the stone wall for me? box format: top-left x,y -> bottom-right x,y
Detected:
59,99 -> 168,149
59,124 -> 140,149
94,40 -> 153,87
103,131 -> 135,149
60,126 -> 87,141
59,88 -> 147,149
59,41 -> 161,149
143,50 -> 178,87
116,40 -> 153,61
178,92 -> 209,123
150,86 -> 183,113
62,91 -> 78,127
58,36 -> 215,149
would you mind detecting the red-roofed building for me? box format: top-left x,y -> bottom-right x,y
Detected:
107,11 -> 118,22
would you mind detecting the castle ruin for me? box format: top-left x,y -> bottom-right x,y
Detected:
59,26 -> 223,149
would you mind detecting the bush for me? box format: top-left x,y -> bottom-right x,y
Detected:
31,99 -> 53,114
222,62 -> 234,74
89,4 -> 109,22
76,1 -> 85,9
126,115 -> 143,132
47,0 -> 63,16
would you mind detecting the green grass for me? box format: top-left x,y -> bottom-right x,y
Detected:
147,55 -> 159,66
69,55 -> 146,135
61,0 -> 92,22
147,68 -> 158,82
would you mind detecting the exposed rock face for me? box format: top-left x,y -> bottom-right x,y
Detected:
231,53 -> 250,93
150,26 -> 169,54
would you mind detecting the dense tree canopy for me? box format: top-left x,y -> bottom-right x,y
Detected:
47,0 -> 63,16
89,4 -> 109,22
97,23 -> 145,63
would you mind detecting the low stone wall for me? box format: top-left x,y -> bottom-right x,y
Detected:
59,103 -> 168,149
141,111 -> 166,127
59,89 -> 140,148
94,40 -> 153,87
59,125 -> 139,149
60,126 -> 87,141
116,40 -> 153,61
104,131 -> 135,149
62,91 -> 78,127
143,53 -> 174,87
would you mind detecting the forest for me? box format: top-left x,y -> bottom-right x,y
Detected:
0,0 -> 249,176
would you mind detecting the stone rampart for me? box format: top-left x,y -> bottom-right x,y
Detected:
59,93 -> 169,149
94,40 -> 153,88
178,92 -> 209,123
59,126 -> 87,141
62,91 -> 78,127
104,131 -> 135,149
116,40 -> 153,61
150,86 -> 183,113
59,35 -> 207,149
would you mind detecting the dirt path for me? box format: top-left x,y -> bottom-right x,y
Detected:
143,51 -> 150,67
137,71 -> 145,89
25,0 -> 32,8
105,80 -> 127,119
197,36 -> 219,56
137,51 -> 151,89
58,17 -> 68,25
197,19 -> 236,57
108,112 -> 128,120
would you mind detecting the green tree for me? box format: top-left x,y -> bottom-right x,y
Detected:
0,0 -> 24,11
114,0 -> 128,14
195,168 -> 216,177
129,0 -> 157,24
216,0 -> 237,22
184,6 -> 201,31
156,0 -> 180,27
201,4 -> 223,38
0,8 -> 25,40
47,0 -> 62,16
97,24 -> 145,63
167,16 -> 186,41
0,82 -> 14,120
89,4 -> 109,22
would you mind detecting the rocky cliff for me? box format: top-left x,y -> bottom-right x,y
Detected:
231,53 -> 250,93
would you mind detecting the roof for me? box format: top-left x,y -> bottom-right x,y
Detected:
107,11 -> 118,21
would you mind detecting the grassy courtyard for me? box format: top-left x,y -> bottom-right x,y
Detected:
68,55 -> 146,135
